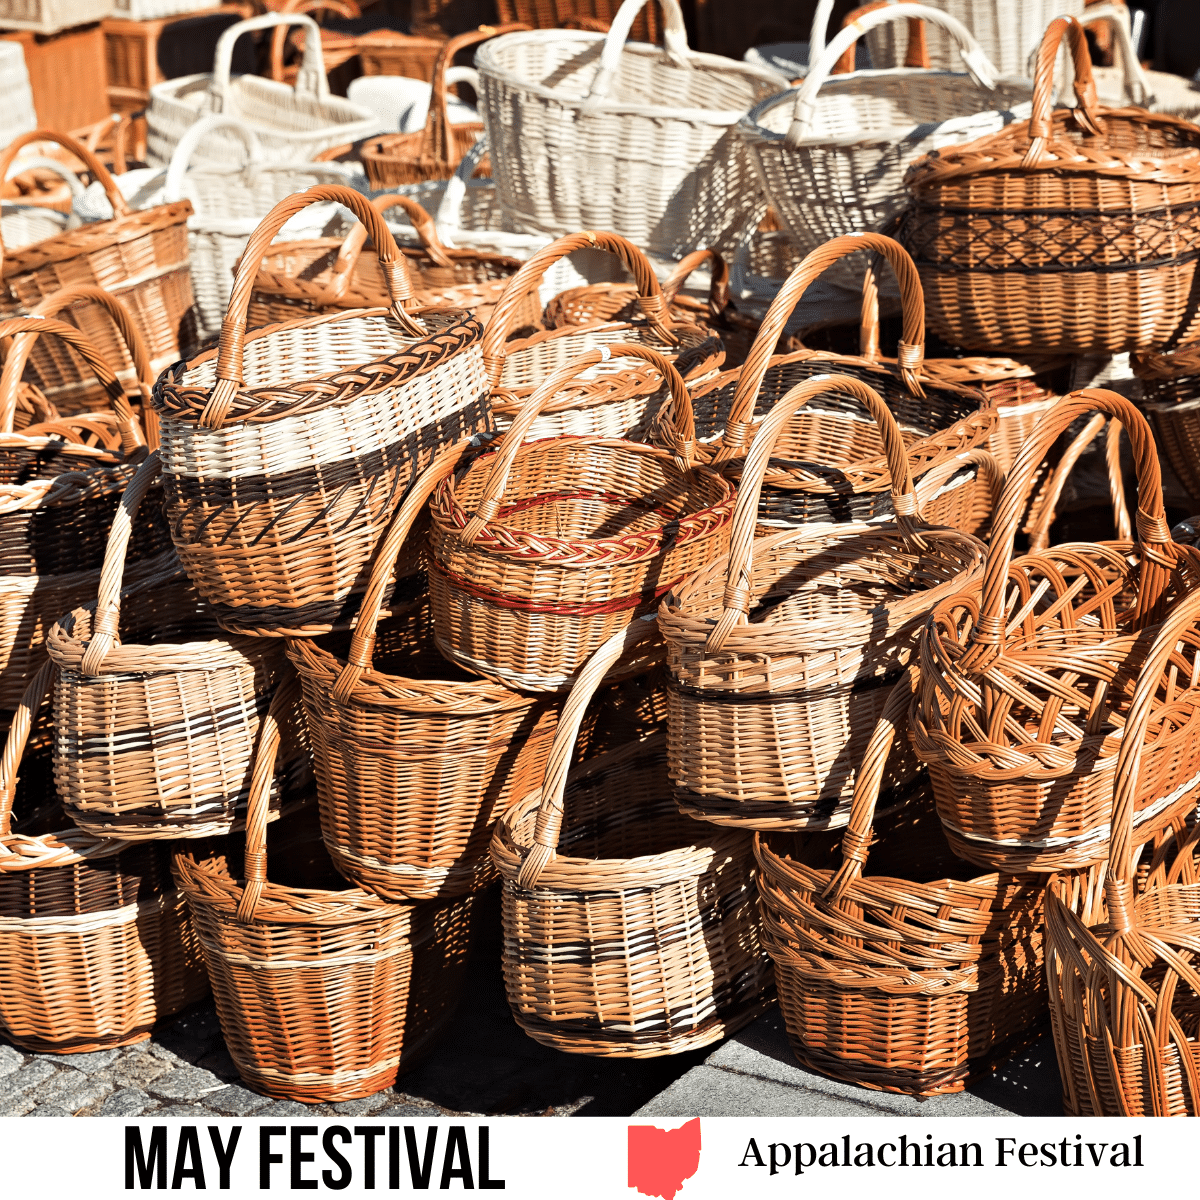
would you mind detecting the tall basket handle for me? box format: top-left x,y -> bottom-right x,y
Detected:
205,184 -> 423,430
583,0 -> 691,112
212,14 -> 330,106
235,669 -> 303,924
706,372 -> 921,653
331,435 -> 478,703
1023,17 -> 1104,167
723,232 -> 928,453
481,231 -> 679,383
806,0 -> 837,64
0,659 -> 54,842
971,389 -> 1173,662
163,115 -> 264,204
78,452 -> 163,676
786,3 -> 997,149
911,446 -> 1004,522
458,343 -> 694,548
0,316 -> 143,456
269,0 -> 360,84
834,2 -> 929,74
515,615 -> 662,888
1078,3 -> 1152,108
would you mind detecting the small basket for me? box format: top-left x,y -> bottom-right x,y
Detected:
756,668 -> 1047,1097
150,184 -> 490,638
491,621 -> 774,1056
900,16 -> 1200,355
429,345 -> 733,692
173,679 -> 475,1103
0,662 -> 209,1054
913,389 -> 1200,874
659,373 -> 986,830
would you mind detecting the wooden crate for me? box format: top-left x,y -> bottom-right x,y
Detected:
0,23 -> 109,132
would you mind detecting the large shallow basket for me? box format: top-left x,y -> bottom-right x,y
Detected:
146,13 -> 383,167
756,668 -> 1046,1096
738,3 -> 1031,293
429,346 -> 733,692
659,373 -> 986,830
151,185 -> 490,638
0,662 -> 209,1054
173,681 -> 475,1103
900,16 -> 1200,355
913,390 -> 1200,874
475,0 -> 786,258
491,621 -> 774,1056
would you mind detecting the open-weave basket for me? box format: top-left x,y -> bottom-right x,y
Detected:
173,679 -> 475,1103
913,389 -> 1200,874
48,453 -> 292,841
900,16 -> 1200,355
475,0 -> 786,259
151,184 -> 490,638
491,620 -> 774,1056
1131,342 -> 1200,506
0,662 -> 209,1054
1046,588 -> 1200,1116
0,130 -> 195,403
737,3 -> 1031,294
659,373 -> 986,831
756,667 -> 1047,1096
429,345 -> 733,692
146,13 -> 383,167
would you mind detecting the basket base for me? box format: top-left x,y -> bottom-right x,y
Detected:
3,1027 -> 154,1055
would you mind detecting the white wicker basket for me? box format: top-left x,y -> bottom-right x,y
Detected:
146,12 -> 383,168
0,0 -> 109,34
109,0 -> 217,18
0,41 -> 37,149
475,0 -> 787,260
863,0 -> 1085,78
2,157 -> 84,251
737,3 -> 1031,292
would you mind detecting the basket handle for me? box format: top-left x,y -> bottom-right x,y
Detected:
661,247 -> 730,323
434,133 -> 488,247
806,0 -> 837,64
0,659 -> 54,843
4,155 -> 86,198
0,316 -> 143,455
481,231 -> 678,385
583,0 -> 691,112
972,389 -> 1173,661
77,451 -> 162,677
834,2 -> 929,74
911,445 -> 1004,520
706,372 -> 920,654
822,665 -> 919,901
332,436 -> 477,703
163,114 -> 264,205
722,233 -> 927,452
1023,17 -> 1104,167
515,615 -> 662,888
459,342 -> 694,547
1026,415 -> 1130,554
269,0 -> 361,84
235,669 -> 303,924
1078,3 -> 1152,108
212,14 -> 330,106
205,184 -> 423,430
785,3 -> 997,149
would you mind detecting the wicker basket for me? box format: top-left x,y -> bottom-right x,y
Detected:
0,130 -> 195,399
913,389 -> 1200,874
0,662 -> 209,1054
496,0 -> 658,41
491,620 -> 774,1056
900,16 -> 1200,355
659,373 -> 986,831
357,29 -> 447,84
151,184 -> 490,638
1132,343 -> 1200,506
1046,589 -> 1200,1116
110,0 -> 219,18
429,345 -> 732,692
0,0 -> 111,34
909,445 -> 1003,540
48,453 -> 292,841
475,0 -> 786,259
146,13 -> 383,167
0,39 -> 37,146
173,679 -> 475,1103
756,667 -> 1047,1097
738,3 -> 1031,293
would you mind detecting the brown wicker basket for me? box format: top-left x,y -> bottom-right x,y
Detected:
0,661 -> 209,1054
429,344 -> 734,692
361,25 -> 527,189
913,389 -> 1200,874
491,620 -> 774,1057
900,16 -> 1200,355
756,668 -> 1047,1097
173,679 -> 475,1103
357,29 -> 446,83
0,130 -> 196,398
1131,342 -> 1200,506
496,0 -> 658,41
150,184 -> 490,638
1046,588 -> 1200,1116
659,373 -> 986,831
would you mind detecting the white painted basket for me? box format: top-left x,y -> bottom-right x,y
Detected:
0,41 -> 36,149
109,0 -> 218,18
